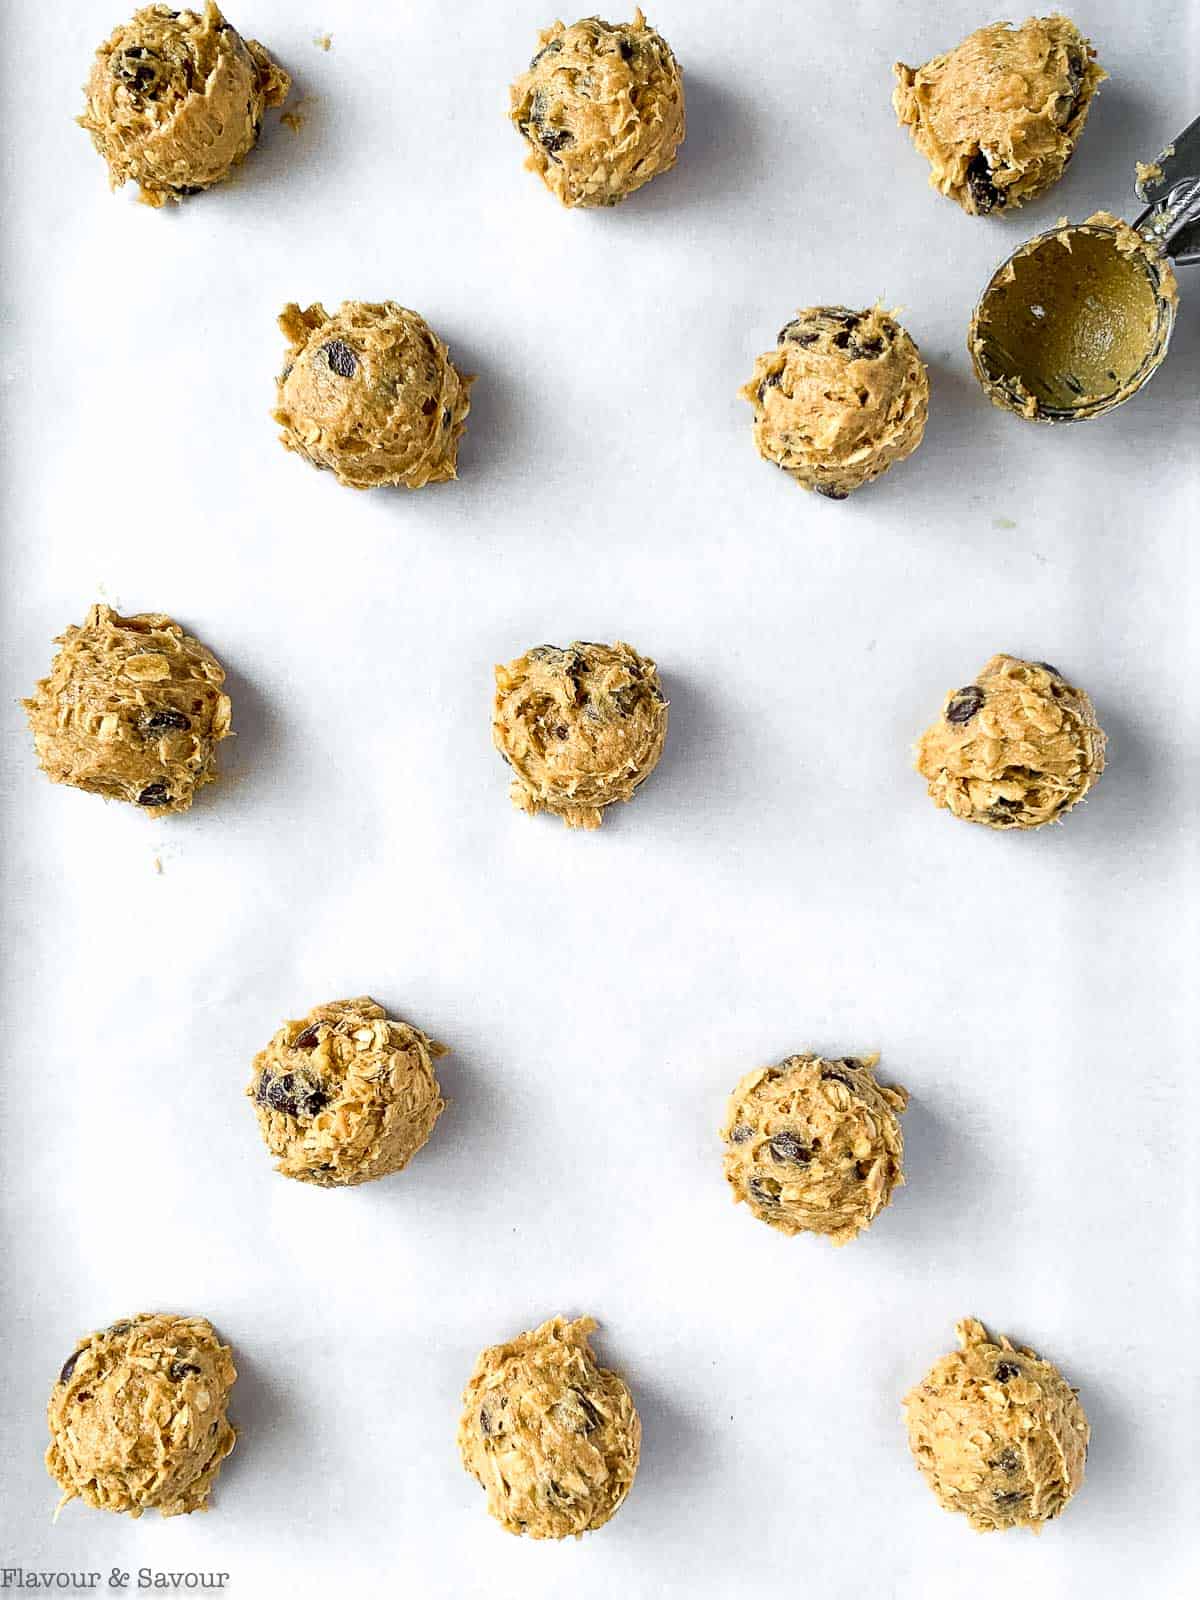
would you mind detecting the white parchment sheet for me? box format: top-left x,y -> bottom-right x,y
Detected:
1,3 -> 1197,1596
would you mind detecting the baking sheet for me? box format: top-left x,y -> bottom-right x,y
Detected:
1,2 -> 1197,1596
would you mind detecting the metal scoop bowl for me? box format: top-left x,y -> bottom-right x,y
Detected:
969,113 -> 1200,422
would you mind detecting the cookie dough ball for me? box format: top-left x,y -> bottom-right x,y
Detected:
23,604 -> 232,815
273,301 -> 474,490
893,16 -> 1104,216
493,641 -> 668,829
915,654 -> 1105,830
248,997 -> 446,1187
904,1318 -> 1089,1530
740,307 -> 929,499
510,10 -> 685,208
458,1315 -> 640,1539
80,4 -> 290,207
46,1313 -> 236,1518
721,1053 -> 909,1243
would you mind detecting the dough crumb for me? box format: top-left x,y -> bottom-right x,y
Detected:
894,16 -> 1104,214
247,996 -> 447,1187
904,1318 -> 1089,1531
509,9 -> 685,207
24,604 -> 232,815
915,654 -> 1105,829
458,1315 -> 640,1538
740,306 -> 928,498
273,301 -> 474,489
492,640 -> 668,828
721,1053 -> 908,1243
46,1313 -> 237,1518
79,3 -> 290,207
313,32 -> 332,51
1135,159 -> 1164,187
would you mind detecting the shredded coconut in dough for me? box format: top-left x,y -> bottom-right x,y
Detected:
904,1318 -> 1089,1531
80,3 -> 290,207
893,15 -> 1104,216
493,641 -> 668,829
273,301 -> 474,490
915,654 -> 1105,829
509,10 -> 685,207
46,1313 -> 237,1519
721,1054 -> 908,1244
248,997 -> 447,1187
458,1315 -> 640,1539
24,604 -> 232,815
740,306 -> 929,499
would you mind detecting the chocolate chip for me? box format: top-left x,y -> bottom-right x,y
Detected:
945,686 -> 984,725
987,799 -> 1022,825
846,336 -> 885,360
769,1131 -> 811,1165
479,1407 -> 492,1435
813,484 -> 850,501
442,407 -> 452,429
729,1123 -> 753,1144
293,1023 -> 322,1050
748,1176 -> 781,1206
59,1350 -> 81,1384
136,782 -> 171,807
529,38 -> 563,69
617,37 -> 634,61
993,1447 -> 1021,1473
323,340 -> 357,378
820,1067 -> 854,1087
854,1159 -> 872,1180
572,1390 -> 603,1433
1055,51 -> 1086,124
778,322 -> 819,346
169,1361 -> 201,1381
539,127 -> 574,154
757,370 -> 783,403
966,153 -> 1004,214
257,1071 -> 327,1119
994,1491 -> 1026,1507
166,183 -> 205,197
113,47 -> 163,96
108,1321 -> 131,1336
142,709 -> 191,734
1036,661 -> 1063,678
994,1361 -> 1021,1383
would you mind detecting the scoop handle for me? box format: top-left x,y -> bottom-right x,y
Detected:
1134,113 -> 1200,265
